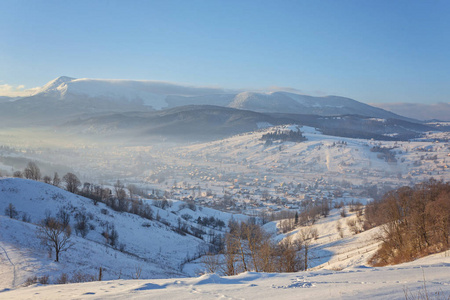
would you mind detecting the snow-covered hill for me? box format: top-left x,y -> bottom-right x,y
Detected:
178,125 -> 450,188
1,178 -> 449,299
2,204 -> 450,299
0,178 -> 245,287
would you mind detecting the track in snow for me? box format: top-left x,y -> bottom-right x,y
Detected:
0,243 -> 16,288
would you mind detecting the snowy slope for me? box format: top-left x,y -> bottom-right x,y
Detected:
179,125 -> 450,187
228,91 -> 411,120
2,254 -> 449,299
31,77 -> 230,110
1,178 -> 449,298
0,178 -> 244,287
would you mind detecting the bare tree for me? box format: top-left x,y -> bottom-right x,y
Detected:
114,180 -> 128,212
56,207 -> 71,229
127,184 -> 137,200
201,252 -> 221,274
53,172 -> 61,187
297,227 -> 317,270
336,220 -> 344,238
43,175 -> 52,184
114,180 -> 124,198
242,222 -> 267,272
13,171 -> 23,178
37,218 -> 73,262
277,235 -> 301,272
24,162 -> 41,181
132,265 -> 142,279
5,203 -> 18,219
63,173 -> 81,194
346,218 -> 362,235
74,211 -> 90,238
223,232 -> 238,276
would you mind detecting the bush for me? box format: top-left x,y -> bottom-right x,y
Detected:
56,273 -> 69,284
75,212 -> 90,238
181,213 -> 193,221
21,212 -> 32,223
24,276 -> 38,287
71,271 -> 96,283
39,275 -> 50,284
346,219 -> 361,235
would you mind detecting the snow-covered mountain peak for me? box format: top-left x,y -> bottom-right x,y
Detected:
29,77 -> 233,109
229,91 -> 308,113
39,76 -> 75,94
230,91 -> 266,107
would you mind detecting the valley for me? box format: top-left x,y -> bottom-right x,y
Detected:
3,1 -> 450,297
0,77 -> 449,299
1,124 -> 448,218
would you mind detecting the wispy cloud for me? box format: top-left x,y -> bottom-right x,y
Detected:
0,84 -> 40,97
264,86 -> 329,96
266,86 -> 305,94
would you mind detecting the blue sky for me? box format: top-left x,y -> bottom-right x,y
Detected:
1,0 -> 449,104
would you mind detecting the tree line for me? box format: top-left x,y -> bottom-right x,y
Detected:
365,179 -> 450,266
202,219 -> 318,275
11,161 -> 155,221
261,129 -> 307,144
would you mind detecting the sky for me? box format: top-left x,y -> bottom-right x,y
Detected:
0,0 -> 449,104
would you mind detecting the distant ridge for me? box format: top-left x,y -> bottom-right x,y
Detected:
372,102 -> 450,122
1,77 -> 416,123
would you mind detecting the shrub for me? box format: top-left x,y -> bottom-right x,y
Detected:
21,212 -> 32,223
24,276 -> 38,287
71,271 -> 96,283
39,275 -> 50,284
56,273 -> 69,284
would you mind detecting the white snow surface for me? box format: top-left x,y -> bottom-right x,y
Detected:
33,77 -> 230,110
0,178 -> 243,287
2,254 -> 449,299
180,124 -> 450,185
0,178 -> 449,299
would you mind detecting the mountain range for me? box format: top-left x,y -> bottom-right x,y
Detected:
0,76 -> 446,142
0,76 -> 412,123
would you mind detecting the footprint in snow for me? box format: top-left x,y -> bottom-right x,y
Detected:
273,278 -> 314,289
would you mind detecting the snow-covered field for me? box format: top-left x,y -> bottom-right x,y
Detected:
2,253 -> 449,299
